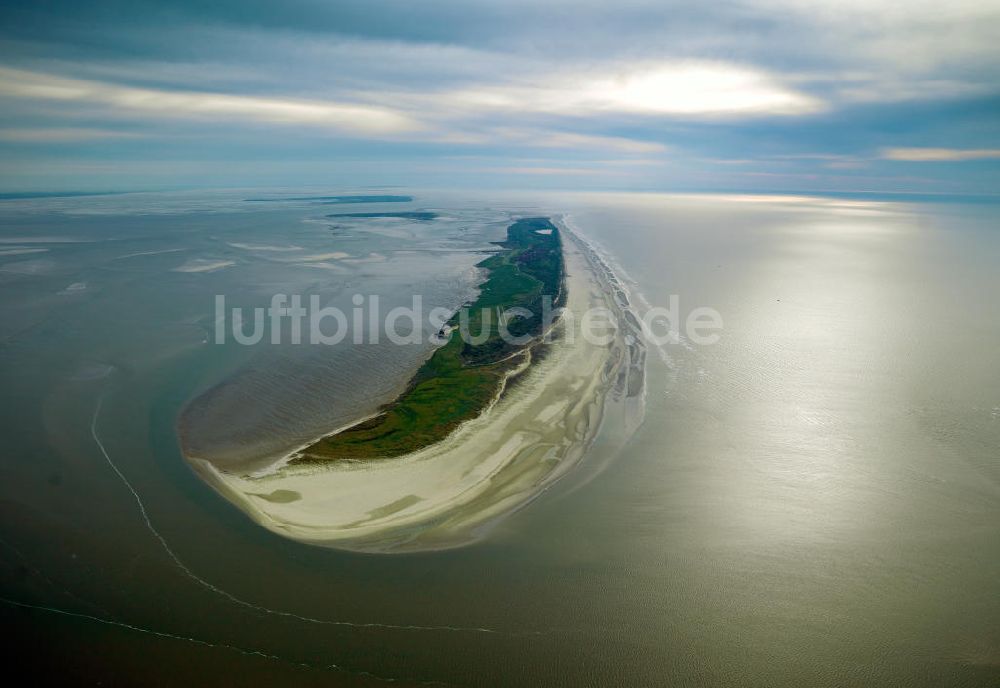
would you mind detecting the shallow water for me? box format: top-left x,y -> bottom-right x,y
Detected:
0,190 -> 997,685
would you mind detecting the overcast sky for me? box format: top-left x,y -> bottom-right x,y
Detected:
1,0 -> 998,194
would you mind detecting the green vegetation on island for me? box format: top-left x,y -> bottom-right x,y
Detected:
297,217 -> 564,462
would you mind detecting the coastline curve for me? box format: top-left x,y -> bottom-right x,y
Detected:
187,221 -> 646,552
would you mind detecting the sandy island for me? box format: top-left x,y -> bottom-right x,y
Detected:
187,219 -> 645,552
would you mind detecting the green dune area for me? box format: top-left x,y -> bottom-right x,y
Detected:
297,217 -> 564,461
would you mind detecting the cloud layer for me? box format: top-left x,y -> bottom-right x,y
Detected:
0,0 -> 997,192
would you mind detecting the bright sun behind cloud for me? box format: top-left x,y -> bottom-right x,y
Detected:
442,61 -> 823,119
588,63 -> 824,116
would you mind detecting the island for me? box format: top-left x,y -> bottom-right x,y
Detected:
186,213 -> 645,551
296,217 -> 564,461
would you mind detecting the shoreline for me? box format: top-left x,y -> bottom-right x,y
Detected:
186,220 -> 646,552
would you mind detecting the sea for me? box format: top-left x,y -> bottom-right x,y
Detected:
0,189 -> 997,686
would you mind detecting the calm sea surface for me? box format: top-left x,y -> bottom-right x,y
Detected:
0,190 -> 997,686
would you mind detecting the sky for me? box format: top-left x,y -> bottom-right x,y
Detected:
0,0 -> 998,194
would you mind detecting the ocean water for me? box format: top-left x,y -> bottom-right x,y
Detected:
0,190 -> 997,685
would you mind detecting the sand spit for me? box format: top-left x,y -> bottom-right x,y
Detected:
188,223 -> 646,552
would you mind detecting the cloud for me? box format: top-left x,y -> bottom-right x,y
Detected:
0,127 -> 142,142
0,1 -> 997,192
880,147 -> 1000,161
487,128 -> 667,154
0,67 -> 421,135
437,61 -> 823,118
834,78 -> 991,104
478,166 -> 626,177
393,126 -> 665,154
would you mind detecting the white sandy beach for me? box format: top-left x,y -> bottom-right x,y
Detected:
188,225 -> 644,552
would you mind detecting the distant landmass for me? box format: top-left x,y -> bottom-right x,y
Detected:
0,191 -> 124,200
325,211 -> 437,221
244,194 -> 413,203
